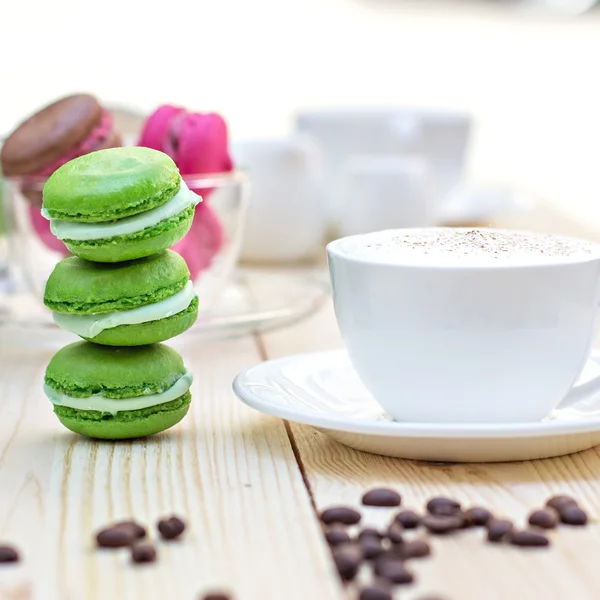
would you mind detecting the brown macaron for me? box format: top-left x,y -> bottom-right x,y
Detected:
1,94 -> 112,176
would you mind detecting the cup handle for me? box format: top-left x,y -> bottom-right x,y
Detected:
556,353 -> 600,411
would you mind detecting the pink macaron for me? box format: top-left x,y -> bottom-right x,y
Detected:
138,105 -> 234,280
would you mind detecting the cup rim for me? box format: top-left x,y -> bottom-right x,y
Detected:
326,227 -> 600,270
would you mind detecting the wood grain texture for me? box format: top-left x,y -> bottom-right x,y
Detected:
258,212 -> 600,600
0,337 -> 344,600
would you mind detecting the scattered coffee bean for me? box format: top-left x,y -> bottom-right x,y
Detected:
400,539 -> 432,560
486,519 -> 514,543
157,515 -> 186,540
375,559 -> 415,585
426,497 -> 461,516
113,520 -> 146,540
0,545 -> 19,563
358,527 -> 384,541
362,488 -> 402,507
360,536 -> 385,559
201,594 -> 232,600
393,509 -> 421,529
359,582 -> 392,600
386,522 -> 404,544
559,505 -> 588,526
96,526 -> 134,548
373,546 -> 403,568
528,509 -> 558,530
131,542 -> 157,564
546,495 -> 578,512
333,545 -> 362,581
463,507 -> 492,527
325,526 -> 351,546
422,514 -> 463,535
510,529 -> 550,547
320,506 -> 361,526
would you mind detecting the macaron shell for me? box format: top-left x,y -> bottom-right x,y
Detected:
32,110 -> 119,178
176,112 -> 233,175
1,94 -> 103,176
42,147 -> 180,223
172,202 -> 224,279
83,296 -> 198,346
45,250 -> 190,314
137,105 -> 186,151
63,205 -> 194,263
45,342 -> 185,399
171,112 -> 231,278
54,390 -> 191,439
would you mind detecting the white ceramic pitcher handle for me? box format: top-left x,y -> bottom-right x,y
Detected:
556,353 -> 600,411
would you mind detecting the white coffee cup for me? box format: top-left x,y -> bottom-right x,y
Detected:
333,155 -> 434,237
296,108 -> 471,223
327,227 -> 600,424
232,135 -> 325,264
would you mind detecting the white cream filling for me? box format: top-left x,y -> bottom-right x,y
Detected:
52,281 -> 197,338
44,370 -> 193,415
41,179 -> 202,241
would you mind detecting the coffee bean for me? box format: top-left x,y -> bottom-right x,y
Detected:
362,488 -> 401,507
486,519 -> 514,542
375,559 -> 415,585
320,506 -> 361,526
422,514 -> 463,534
358,527 -> 384,541
510,529 -> 550,547
131,542 -> 157,564
393,510 -> 421,529
157,515 -> 186,540
113,520 -> 146,540
360,536 -> 385,559
463,507 -> 492,527
400,539 -> 431,560
201,594 -> 231,600
426,497 -> 461,516
333,545 -> 362,581
359,582 -> 392,600
373,547 -> 403,568
559,505 -> 588,526
528,509 -> 558,530
0,545 -> 19,563
546,495 -> 578,512
325,526 -> 351,546
386,522 -> 404,544
96,526 -> 134,548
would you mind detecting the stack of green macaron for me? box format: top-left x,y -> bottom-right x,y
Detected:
41,147 -> 201,439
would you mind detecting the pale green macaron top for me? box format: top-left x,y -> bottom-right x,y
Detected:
40,147 -> 201,263
42,146 -> 181,222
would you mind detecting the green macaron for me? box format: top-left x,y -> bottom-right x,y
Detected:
41,147 -> 201,262
44,250 -> 198,346
44,342 -> 193,439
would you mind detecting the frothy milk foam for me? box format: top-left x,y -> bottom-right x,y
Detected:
336,228 -> 599,265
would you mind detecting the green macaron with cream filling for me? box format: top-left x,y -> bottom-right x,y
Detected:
41,146 -> 201,262
44,342 -> 192,439
44,250 -> 198,346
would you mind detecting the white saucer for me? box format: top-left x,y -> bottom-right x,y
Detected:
233,349 -> 600,463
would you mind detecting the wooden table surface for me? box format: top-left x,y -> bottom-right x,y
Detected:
2,204 -> 600,600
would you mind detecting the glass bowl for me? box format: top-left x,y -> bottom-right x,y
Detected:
4,170 -> 249,313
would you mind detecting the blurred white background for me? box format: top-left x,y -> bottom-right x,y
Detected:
1,0 -> 599,224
